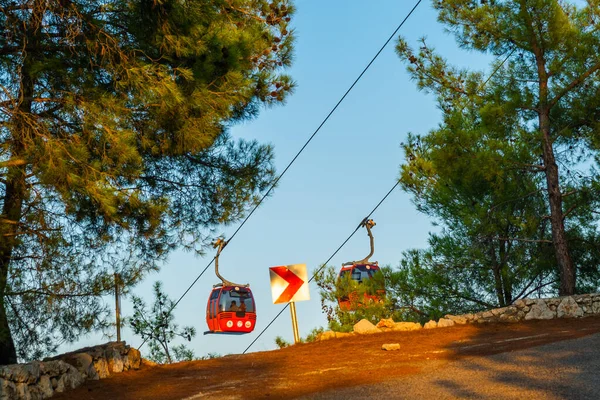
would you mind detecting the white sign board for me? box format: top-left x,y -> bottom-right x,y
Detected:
269,264 -> 310,304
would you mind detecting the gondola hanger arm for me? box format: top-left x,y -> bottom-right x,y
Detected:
213,237 -> 249,288
342,218 -> 377,266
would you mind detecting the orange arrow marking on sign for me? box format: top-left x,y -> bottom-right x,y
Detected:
270,266 -> 305,304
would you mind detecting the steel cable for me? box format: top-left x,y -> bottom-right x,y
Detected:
137,0 -> 422,350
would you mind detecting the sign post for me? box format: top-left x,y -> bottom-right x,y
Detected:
269,264 -> 310,344
289,302 -> 300,343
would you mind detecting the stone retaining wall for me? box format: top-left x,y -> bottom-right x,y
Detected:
0,341 -> 141,400
317,293 -> 600,340
444,293 -> 600,326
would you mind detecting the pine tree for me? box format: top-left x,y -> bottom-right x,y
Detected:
396,0 -> 600,298
0,0 -> 295,364
129,282 -> 196,364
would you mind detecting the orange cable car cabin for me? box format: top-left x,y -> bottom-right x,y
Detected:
337,219 -> 386,310
337,263 -> 383,310
205,238 -> 257,334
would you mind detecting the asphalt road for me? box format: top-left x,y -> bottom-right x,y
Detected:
301,332 -> 600,400
53,317 -> 600,400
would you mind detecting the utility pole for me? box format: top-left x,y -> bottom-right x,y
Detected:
114,273 -> 121,342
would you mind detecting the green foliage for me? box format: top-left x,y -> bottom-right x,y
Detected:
395,0 -> 600,302
273,326 -> 324,349
200,352 -> 222,360
303,326 -> 325,343
314,265 -> 418,331
274,336 -> 290,349
171,344 -> 197,363
129,281 -> 196,364
0,0 -> 296,362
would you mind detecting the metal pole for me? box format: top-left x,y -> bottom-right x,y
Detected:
114,273 -> 121,342
289,301 -> 300,344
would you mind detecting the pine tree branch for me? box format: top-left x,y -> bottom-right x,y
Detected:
549,61 -> 600,109
5,289 -> 107,298
520,279 -> 558,300
0,158 -> 27,168
483,236 -> 552,244
513,273 -> 543,300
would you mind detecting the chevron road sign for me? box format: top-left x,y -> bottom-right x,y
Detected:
269,264 -> 310,344
269,264 -> 310,304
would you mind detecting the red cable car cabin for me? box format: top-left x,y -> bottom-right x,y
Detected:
206,285 -> 257,334
337,263 -> 384,310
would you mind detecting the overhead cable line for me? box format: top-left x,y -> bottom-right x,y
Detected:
242,180 -> 400,354
135,0 -> 424,351
242,45 -> 518,355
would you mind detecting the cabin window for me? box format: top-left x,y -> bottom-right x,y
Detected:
218,289 -> 255,312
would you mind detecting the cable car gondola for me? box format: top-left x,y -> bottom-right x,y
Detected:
337,219 -> 385,310
205,238 -> 257,334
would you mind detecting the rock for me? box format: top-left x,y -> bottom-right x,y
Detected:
54,366 -> 83,394
335,332 -> 354,339
376,318 -> 395,329
316,331 -> 336,341
54,377 -> 65,393
392,322 -> 422,331
0,362 -> 40,384
381,343 -> 400,351
505,315 -> 521,323
27,383 -> 45,400
444,315 -> 467,325
580,296 -> 592,306
0,378 -> 17,399
462,313 -> 475,322
141,359 -> 158,368
424,320 -> 437,329
16,382 -> 44,400
106,347 -> 124,373
437,318 -> 455,328
525,300 -> 555,320
546,298 -> 560,306
557,297 -> 584,318
506,306 -> 518,315
39,361 -> 70,378
92,358 -> 109,379
353,319 -> 380,334
15,383 -> 30,400
481,311 -> 494,319
62,353 -> 97,380
491,307 -> 508,316
513,299 -> 526,309
126,348 -> 141,370
593,302 -> 600,314
37,375 -> 54,399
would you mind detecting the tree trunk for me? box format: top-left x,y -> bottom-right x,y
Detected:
0,1 -> 41,362
525,7 -> 577,296
540,110 -> 575,295
0,168 -> 25,364
490,243 -> 506,307
499,240 -> 512,305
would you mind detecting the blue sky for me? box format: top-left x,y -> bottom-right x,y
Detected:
60,0 -> 492,359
